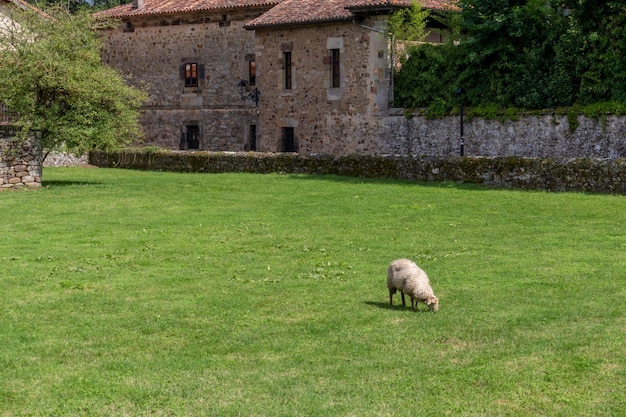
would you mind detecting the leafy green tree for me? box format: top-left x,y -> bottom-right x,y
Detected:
394,0 -> 626,110
387,0 -> 430,43
0,5 -> 147,159
458,0 -> 570,107
394,42 -> 461,111
387,0 -> 431,69
24,1 -> 132,12
560,0 -> 626,103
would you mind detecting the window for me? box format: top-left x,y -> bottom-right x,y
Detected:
249,60 -> 256,86
184,63 -> 198,88
330,49 -> 340,88
282,127 -> 296,152
283,52 -> 292,90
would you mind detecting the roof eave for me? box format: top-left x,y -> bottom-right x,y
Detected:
245,16 -> 353,31
96,2 -> 281,20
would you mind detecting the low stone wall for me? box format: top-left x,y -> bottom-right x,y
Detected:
89,150 -> 626,195
381,111 -> 626,159
0,133 -> 42,190
43,152 -> 89,167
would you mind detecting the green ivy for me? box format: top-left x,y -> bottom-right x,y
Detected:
394,0 -> 626,116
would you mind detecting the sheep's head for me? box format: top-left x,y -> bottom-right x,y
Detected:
426,295 -> 439,312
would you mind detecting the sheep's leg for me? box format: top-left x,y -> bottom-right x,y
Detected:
411,298 -> 417,311
400,292 -> 406,307
389,290 -> 394,306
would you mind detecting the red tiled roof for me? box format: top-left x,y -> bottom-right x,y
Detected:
95,0 -> 283,19
245,0 -> 353,28
245,0 -> 458,29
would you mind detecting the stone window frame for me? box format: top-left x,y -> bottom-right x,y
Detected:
249,60 -> 256,86
184,63 -> 199,88
283,51 -> 292,90
180,59 -> 205,92
330,48 -> 340,89
280,42 -> 294,92
326,38 -> 344,100
245,54 -> 256,87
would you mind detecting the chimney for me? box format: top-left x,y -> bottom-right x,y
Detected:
132,0 -> 144,9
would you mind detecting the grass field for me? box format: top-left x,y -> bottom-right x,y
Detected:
1,167 -> 625,416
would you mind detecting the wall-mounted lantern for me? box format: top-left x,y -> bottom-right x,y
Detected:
236,80 -> 259,107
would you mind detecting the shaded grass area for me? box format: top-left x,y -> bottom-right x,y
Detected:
1,167 -> 625,416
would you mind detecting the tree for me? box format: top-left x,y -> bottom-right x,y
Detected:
394,0 -> 626,110
559,0 -> 626,103
0,5 -> 147,159
387,0 -> 430,44
387,0 -> 431,69
23,1 -> 133,12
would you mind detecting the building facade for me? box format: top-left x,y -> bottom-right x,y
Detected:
97,0 -> 281,151
97,0 -> 454,154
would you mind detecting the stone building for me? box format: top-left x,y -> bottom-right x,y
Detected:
96,0 -> 454,154
245,0 -> 453,154
97,0 -> 281,152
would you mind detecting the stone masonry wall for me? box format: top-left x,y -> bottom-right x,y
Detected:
100,9 -> 262,150
380,111 -> 626,158
254,17 -> 393,154
89,150 -> 626,195
0,132 -> 42,190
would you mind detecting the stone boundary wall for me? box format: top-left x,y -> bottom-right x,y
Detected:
43,152 -> 89,167
380,112 -> 626,159
89,150 -> 626,195
0,133 -> 42,190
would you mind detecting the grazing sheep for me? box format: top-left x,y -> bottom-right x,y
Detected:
387,258 -> 439,312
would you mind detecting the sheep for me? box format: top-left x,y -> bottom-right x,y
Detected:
387,258 -> 439,312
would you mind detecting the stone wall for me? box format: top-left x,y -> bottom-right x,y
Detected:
100,8 -> 263,150
89,150 -> 626,195
43,152 -> 89,167
0,132 -> 42,190
254,17 -> 394,154
381,111 -> 626,159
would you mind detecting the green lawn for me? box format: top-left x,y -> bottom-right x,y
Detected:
1,167 -> 624,416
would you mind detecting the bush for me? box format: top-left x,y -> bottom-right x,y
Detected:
395,0 -> 626,113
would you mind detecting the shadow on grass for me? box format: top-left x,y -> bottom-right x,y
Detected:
364,300 -> 420,312
42,180 -> 102,187
284,173 -> 508,193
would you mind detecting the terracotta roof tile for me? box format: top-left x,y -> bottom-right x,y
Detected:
245,0 -> 354,28
95,0 -> 283,19
245,0 -> 458,29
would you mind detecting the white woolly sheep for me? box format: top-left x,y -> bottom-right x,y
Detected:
387,258 -> 439,312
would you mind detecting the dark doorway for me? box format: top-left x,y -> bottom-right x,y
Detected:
282,127 -> 296,153
186,125 -> 200,150
250,125 -> 257,151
